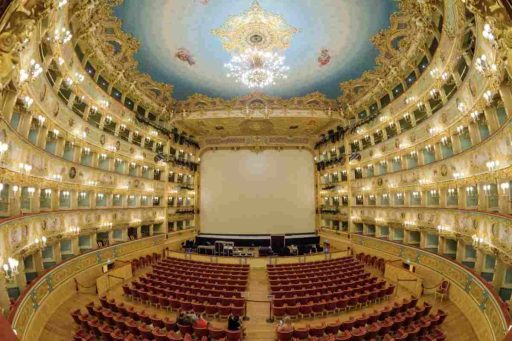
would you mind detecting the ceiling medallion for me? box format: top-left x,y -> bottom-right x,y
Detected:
213,0 -> 298,89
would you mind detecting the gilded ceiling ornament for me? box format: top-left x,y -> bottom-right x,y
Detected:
212,0 -> 298,53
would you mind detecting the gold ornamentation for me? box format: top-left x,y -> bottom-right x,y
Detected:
212,0 -> 298,53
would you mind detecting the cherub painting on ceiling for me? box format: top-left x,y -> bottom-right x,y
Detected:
175,48 -> 196,66
318,48 -> 331,67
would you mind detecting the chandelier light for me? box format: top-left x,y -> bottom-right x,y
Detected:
225,49 -> 289,89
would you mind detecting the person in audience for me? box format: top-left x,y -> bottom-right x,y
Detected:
188,311 -> 198,322
177,311 -> 191,326
194,313 -> 208,328
277,316 -> 294,332
227,313 -> 242,331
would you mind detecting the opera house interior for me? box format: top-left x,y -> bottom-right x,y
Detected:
1,0 -> 512,340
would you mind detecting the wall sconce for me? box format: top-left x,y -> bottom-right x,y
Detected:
430,189 -> 438,197
482,23 -> 495,42
412,191 -> 421,198
50,174 -> 62,181
428,127 -> 439,135
447,188 -> 457,196
19,59 -> 43,84
83,147 -> 90,154
483,90 -> 493,103
482,184 -> 493,196
470,111 -> 480,121
475,54 -> 497,75
68,226 -> 80,234
61,190 -> 70,197
437,225 -> 449,233
43,188 -> 51,197
429,88 -> 440,99
51,27 -> 72,44
27,187 -> 35,197
79,192 -> 87,199
425,145 -> 433,152
440,136 -> 450,145
457,101 -> 466,113
409,150 -> 417,157
34,236 -> 47,247
18,163 -> 32,173
2,257 -> 19,281
456,125 -> 465,134
22,96 -> 33,109
397,192 -> 403,198
500,182 -> 510,193
99,100 -> 109,108
97,193 -> 104,199
486,160 -> 499,171
472,234 -> 484,248
453,172 -> 464,179
466,186 -> 476,194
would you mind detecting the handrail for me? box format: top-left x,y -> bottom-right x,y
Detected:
73,278 -> 97,293
107,274 -> 125,281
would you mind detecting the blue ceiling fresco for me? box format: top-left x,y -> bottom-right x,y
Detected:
114,0 -> 398,100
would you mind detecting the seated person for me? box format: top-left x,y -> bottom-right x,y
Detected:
194,313 -> 208,328
177,311 -> 192,326
227,313 -> 242,331
277,317 -> 294,333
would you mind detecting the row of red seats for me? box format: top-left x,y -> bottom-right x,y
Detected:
130,253 -> 163,273
144,272 -> 247,291
160,257 -> 249,272
270,273 -> 374,292
271,276 -> 385,298
131,280 -> 244,300
275,297 -> 446,341
72,297 -> 243,340
268,264 -> 364,281
268,264 -> 364,278
151,270 -> 247,286
272,281 -> 387,306
272,285 -> 396,319
268,256 -> 354,269
356,252 -> 386,274
267,259 -> 364,276
125,282 -> 245,305
154,263 -> 249,279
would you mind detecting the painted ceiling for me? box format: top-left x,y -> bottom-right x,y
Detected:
114,0 -> 398,101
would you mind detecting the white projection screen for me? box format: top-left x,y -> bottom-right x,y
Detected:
200,149 -> 316,235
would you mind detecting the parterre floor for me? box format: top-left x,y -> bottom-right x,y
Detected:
40,265 -> 477,340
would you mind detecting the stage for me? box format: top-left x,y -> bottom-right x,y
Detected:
190,233 -> 322,256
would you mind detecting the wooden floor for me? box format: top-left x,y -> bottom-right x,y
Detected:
40,266 -> 477,341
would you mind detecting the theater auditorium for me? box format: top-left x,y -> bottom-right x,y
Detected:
0,0 -> 511,340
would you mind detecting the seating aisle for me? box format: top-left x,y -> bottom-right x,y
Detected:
40,256 -> 478,341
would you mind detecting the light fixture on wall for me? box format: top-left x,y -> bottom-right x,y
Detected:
2,257 -> 19,281
482,184 -> 492,196
69,226 -> 80,234
486,160 -> 499,171
500,182 -> 510,193
472,234 -> 484,248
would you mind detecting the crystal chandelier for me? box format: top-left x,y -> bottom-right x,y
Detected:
225,49 -> 289,89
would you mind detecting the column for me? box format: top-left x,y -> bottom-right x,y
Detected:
0,275 -> 12,315
492,259 -> 507,291
483,107 -> 500,133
